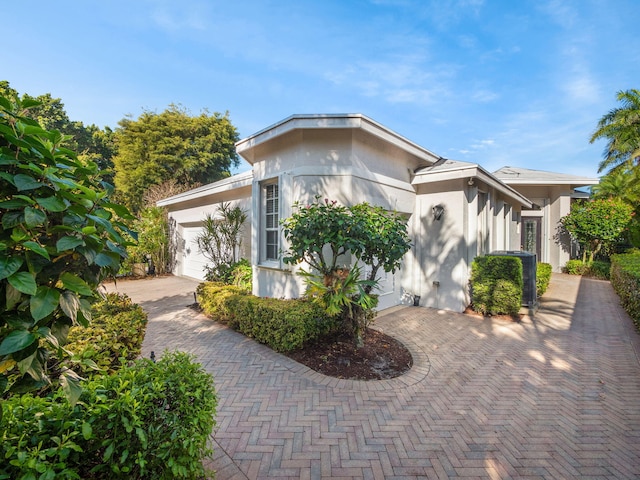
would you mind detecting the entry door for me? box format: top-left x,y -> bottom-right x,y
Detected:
521,217 -> 541,260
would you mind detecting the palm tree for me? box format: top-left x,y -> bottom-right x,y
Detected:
590,89 -> 640,175
592,168 -> 640,204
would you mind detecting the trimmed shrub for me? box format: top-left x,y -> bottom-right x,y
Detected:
196,282 -> 248,327
536,263 -> 552,297
610,253 -> 640,327
564,259 -> 587,275
65,293 -> 147,378
564,259 -> 611,279
197,282 -> 338,352
0,351 -> 217,480
470,256 -> 523,316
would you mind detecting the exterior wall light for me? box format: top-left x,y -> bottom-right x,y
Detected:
432,204 -> 445,221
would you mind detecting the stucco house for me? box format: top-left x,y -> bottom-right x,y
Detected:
158,114 -> 598,312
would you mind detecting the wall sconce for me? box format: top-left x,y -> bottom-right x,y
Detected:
432,204 -> 445,221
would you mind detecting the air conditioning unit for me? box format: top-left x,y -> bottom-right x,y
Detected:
489,251 -> 537,307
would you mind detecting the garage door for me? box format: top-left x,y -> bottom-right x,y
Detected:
182,227 -> 208,280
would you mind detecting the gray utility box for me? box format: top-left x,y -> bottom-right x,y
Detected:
489,251 -> 537,307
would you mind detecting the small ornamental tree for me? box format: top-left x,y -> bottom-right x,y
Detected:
560,198 -> 634,263
282,198 -> 411,346
196,202 -> 248,281
0,93 -> 134,403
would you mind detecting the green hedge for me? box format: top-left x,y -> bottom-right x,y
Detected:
536,263 -> 552,297
65,293 -> 148,378
610,253 -> 640,327
470,256 -> 523,316
564,259 -> 611,279
197,282 -> 338,352
0,351 -> 217,480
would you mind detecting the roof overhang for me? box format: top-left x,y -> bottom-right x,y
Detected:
157,170 -> 253,207
412,161 -> 532,208
235,113 -> 440,166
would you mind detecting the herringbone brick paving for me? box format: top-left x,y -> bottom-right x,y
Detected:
105,274 -> 640,479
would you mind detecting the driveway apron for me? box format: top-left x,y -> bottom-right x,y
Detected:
104,274 -> 640,479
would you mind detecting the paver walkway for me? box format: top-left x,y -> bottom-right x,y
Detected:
104,274 -> 640,479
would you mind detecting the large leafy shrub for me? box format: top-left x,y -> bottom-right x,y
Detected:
65,293 -> 147,378
282,198 -> 410,346
0,93 -> 134,400
610,253 -> 640,327
470,256 -> 523,316
197,282 -> 338,352
0,351 -> 217,480
560,198 -> 634,263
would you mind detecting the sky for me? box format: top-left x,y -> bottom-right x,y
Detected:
3,0 -> 639,178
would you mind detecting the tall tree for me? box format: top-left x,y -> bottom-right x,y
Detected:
112,105 -> 239,212
590,89 -> 640,175
0,81 -> 116,183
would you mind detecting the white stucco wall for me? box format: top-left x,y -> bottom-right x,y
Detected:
249,127 -> 426,309
165,188 -> 252,280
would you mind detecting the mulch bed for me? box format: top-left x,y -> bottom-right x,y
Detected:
284,328 -> 413,380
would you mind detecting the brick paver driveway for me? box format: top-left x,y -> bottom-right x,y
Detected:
104,274 -> 640,479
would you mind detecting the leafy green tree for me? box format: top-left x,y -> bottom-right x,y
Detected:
113,105 -> 240,212
560,198 -> 634,263
0,81 -> 116,184
282,198 -> 411,346
592,168 -> 640,248
591,89 -> 640,175
0,92 -> 134,403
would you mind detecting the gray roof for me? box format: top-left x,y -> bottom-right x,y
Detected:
493,166 -> 598,186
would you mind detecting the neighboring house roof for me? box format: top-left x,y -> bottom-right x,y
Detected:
493,166 -> 599,187
413,159 -> 533,208
235,113 -> 441,165
157,169 -> 253,207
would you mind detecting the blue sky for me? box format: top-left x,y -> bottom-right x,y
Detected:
4,0 -> 639,178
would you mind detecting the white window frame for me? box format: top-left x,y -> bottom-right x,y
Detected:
261,180 -> 280,264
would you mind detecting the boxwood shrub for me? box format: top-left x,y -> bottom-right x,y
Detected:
197,282 -> 338,352
65,293 -> 148,378
0,351 -> 217,480
610,253 -> 640,327
470,256 -> 523,316
536,262 -> 552,297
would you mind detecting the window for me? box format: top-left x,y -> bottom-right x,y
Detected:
263,182 -> 279,262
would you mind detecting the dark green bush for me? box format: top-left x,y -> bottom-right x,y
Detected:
610,253 -> 640,327
536,263 -> 552,296
589,261 -> 611,279
0,351 -> 216,480
564,259 -> 610,279
470,256 -> 523,316
197,282 -> 338,352
564,259 -> 587,275
65,293 -> 147,378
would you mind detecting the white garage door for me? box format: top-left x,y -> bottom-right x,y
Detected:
182,227 -> 208,280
